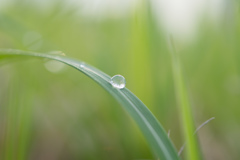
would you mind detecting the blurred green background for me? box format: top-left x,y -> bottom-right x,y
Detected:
0,0 -> 240,159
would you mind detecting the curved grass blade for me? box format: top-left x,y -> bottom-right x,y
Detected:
0,49 -> 180,160
178,117 -> 215,156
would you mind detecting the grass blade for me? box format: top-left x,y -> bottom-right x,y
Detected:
169,37 -> 201,160
0,49 -> 180,160
178,117 -> 215,156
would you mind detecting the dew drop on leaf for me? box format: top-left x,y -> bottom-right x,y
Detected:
110,75 -> 126,89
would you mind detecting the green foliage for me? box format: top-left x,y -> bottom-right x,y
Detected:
0,49 -> 179,159
169,37 -> 201,160
0,1 -> 240,160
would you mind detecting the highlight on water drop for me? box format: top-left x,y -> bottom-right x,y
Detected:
110,75 -> 126,89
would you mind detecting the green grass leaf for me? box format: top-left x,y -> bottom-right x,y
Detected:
0,49 -> 180,160
169,37 -> 201,160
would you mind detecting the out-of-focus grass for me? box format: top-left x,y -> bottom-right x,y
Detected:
169,36 -> 201,160
0,0 -> 240,159
0,49 -> 180,160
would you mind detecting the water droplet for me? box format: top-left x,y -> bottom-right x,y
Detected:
110,75 -> 126,89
